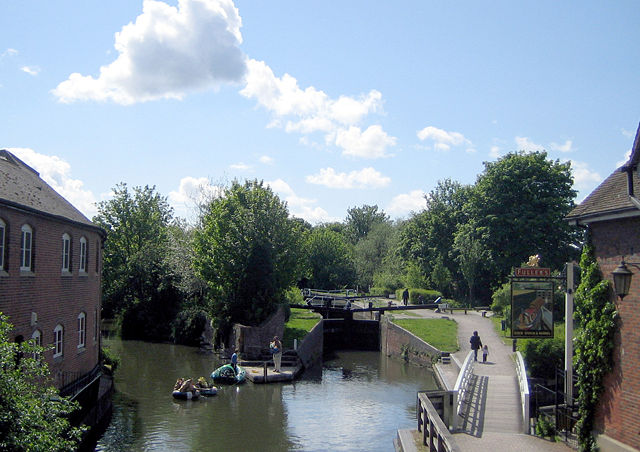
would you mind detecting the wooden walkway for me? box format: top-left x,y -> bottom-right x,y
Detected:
395,308 -> 573,452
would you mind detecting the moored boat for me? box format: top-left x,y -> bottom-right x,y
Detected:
211,364 -> 246,384
172,389 -> 200,400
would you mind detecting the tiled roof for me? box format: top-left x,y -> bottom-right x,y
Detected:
0,149 -> 99,230
567,122 -> 640,224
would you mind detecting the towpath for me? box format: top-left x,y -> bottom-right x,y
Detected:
393,306 -> 572,452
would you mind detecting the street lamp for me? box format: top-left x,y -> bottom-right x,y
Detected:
612,260 -> 635,300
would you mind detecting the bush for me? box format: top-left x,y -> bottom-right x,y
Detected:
171,308 -> 208,346
490,283 -> 510,316
369,287 -> 393,297
395,288 -> 442,304
101,346 -> 120,374
522,336 -> 564,380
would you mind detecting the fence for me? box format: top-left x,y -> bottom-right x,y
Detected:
514,351 -> 531,433
417,392 -> 461,452
452,350 -> 475,431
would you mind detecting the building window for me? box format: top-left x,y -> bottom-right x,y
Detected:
20,224 -> 32,271
62,233 -> 71,272
53,324 -> 63,358
31,329 -> 42,359
0,219 -> 5,271
79,237 -> 87,273
77,313 -> 86,349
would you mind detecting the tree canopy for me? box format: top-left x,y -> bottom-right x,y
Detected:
193,180 -> 303,328
304,227 -> 357,289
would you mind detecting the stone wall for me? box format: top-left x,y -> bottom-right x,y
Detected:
296,320 -> 323,369
380,316 -> 440,367
230,305 -> 285,359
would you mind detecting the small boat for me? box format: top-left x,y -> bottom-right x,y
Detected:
211,364 -> 246,384
199,386 -> 218,396
172,389 -> 200,400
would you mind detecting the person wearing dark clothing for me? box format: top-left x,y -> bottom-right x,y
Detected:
470,331 -> 482,361
402,288 -> 409,306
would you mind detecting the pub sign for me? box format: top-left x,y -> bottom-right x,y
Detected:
510,267 -> 554,338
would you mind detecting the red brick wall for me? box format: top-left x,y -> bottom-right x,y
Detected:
0,206 -> 102,389
589,218 -> 640,450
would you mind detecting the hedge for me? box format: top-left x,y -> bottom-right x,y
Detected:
395,288 -> 443,304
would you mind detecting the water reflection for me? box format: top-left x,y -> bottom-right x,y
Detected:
96,339 -> 437,451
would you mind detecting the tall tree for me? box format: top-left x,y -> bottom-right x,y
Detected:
0,313 -> 83,451
463,151 -> 578,299
344,204 -> 389,244
193,180 -> 302,329
93,183 -> 175,319
353,221 -> 396,288
304,228 -> 357,289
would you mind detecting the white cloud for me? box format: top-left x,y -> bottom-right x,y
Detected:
305,167 -> 391,189
241,58 -> 393,158
53,0 -> 247,104
622,128 -> 636,138
335,125 -> 396,159
489,145 -> 501,158
386,190 -> 426,216
568,160 -> 602,191
168,176 -> 223,219
417,126 -> 474,152
550,140 -> 573,153
229,162 -> 250,170
267,178 -> 337,224
515,136 -> 545,153
21,66 -> 41,76
2,48 -> 18,58
616,149 -> 632,169
259,155 -> 274,165
8,147 -> 97,218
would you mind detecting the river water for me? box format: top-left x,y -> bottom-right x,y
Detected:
95,338 -> 438,452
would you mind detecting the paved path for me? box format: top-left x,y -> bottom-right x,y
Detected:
393,306 -> 572,451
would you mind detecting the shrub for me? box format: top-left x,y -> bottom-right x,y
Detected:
522,336 -> 564,381
101,346 -> 120,374
490,283 -> 510,316
395,288 -> 443,304
171,308 -> 208,346
370,286 -> 392,297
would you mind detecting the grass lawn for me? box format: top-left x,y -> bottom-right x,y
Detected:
392,318 -> 459,352
283,309 -> 322,348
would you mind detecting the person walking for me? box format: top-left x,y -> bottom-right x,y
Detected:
402,288 -> 409,306
482,344 -> 489,363
270,336 -> 283,373
470,331 -> 483,361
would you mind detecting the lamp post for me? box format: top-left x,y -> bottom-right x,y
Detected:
612,260 -> 633,300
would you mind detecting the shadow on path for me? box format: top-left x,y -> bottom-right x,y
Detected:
459,374 -> 489,437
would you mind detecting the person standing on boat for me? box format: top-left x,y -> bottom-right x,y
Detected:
270,336 -> 282,373
231,349 -> 238,373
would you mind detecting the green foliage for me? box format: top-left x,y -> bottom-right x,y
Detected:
430,255 -> 453,297
304,228 -> 356,289
171,308 -> 209,346
404,261 -> 429,289
93,183 -> 180,323
535,414 -> 556,438
353,221 -> 396,288
101,345 -> 120,374
0,313 -> 84,451
490,283 -> 511,316
573,244 -> 617,452
391,318 -> 459,351
344,204 -> 389,244
522,336 -> 564,380
453,221 -> 490,305
283,309 -> 322,348
369,287 -> 393,297
394,288 -> 442,304
194,180 -> 303,329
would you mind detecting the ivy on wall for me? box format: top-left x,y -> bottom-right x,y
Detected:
573,243 -> 618,452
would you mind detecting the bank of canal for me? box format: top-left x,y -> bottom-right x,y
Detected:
95,338 -> 438,451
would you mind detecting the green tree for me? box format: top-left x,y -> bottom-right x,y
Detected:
353,221 -> 396,288
463,151 -> 578,301
0,313 -> 83,451
573,243 -> 617,451
344,204 -> 389,244
304,228 -> 357,289
93,183 -> 176,320
193,180 -> 302,329
453,220 -> 491,305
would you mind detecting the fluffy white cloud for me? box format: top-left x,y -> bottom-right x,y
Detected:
616,149 -> 632,169
53,0 -> 246,104
515,136 -> 545,153
550,140 -> 573,153
305,167 -> 391,189
568,160 -> 602,191
168,176 -> 223,219
267,178 -> 337,224
489,145 -> 501,158
386,190 -> 426,216
417,126 -> 474,152
335,125 -> 396,159
229,162 -> 250,170
8,147 -> 97,218
259,155 -> 274,165
241,58 -> 392,159
21,66 -> 40,76
1,48 -> 18,58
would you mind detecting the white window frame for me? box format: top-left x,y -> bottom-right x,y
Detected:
53,324 -> 63,358
77,312 -> 86,349
62,233 -> 71,272
79,237 -> 87,273
31,329 -> 42,359
0,219 -> 5,271
20,224 -> 32,271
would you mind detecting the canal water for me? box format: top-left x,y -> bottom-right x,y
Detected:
95,338 -> 438,452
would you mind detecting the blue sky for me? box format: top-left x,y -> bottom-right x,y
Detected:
1,0 -> 639,224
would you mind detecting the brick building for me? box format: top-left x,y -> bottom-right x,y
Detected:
0,149 -> 105,398
567,126 -> 640,452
